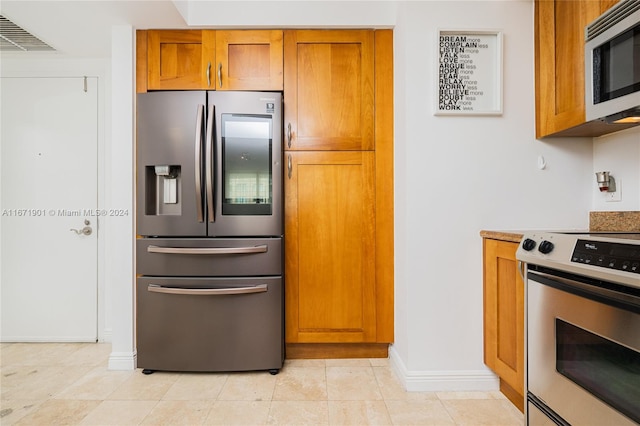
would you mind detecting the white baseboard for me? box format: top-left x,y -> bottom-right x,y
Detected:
108,351 -> 137,371
388,345 -> 499,392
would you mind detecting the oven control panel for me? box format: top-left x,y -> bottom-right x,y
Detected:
572,239 -> 640,275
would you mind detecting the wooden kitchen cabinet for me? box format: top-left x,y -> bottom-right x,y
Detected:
139,29 -> 283,92
146,30 -> 216,91
285,151 -> 377,344
215,30 -> 283,91
284,30 -> 394,358
283,30 -> 375,151
483,238 -> 524,412
534,0 -> 626,138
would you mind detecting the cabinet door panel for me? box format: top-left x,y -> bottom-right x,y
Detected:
216,30 -> 283,90
483,239 -> 524,401
147,30 -> 215,90
284,30 -> 374,151
285,151 -> 376,343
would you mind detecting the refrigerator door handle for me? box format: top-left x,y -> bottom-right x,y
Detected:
147,245 -> 268,255
205,105 -> 215,223
148,284 -> 268,296
195,104 -> 205,223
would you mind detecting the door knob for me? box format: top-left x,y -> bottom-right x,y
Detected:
70,219 -> 92,236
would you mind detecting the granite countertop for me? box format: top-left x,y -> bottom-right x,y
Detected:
480,211 -> 640,243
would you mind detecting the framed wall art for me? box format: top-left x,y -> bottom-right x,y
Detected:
435,30 -> 503,116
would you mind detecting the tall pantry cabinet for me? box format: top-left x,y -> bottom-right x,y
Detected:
284,30 -> 394,358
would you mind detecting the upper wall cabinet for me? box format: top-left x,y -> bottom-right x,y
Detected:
146,30 -> 216,91
534,0 -> 634,138
138,30 -> 283,92
215,30 -> 283,91
283,30 -> 375,151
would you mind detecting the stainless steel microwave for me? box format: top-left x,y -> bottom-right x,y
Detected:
585,0 -> 640,124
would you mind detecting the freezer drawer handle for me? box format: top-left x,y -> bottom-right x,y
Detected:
148,284 -> 267,296
146,245 -> 268,255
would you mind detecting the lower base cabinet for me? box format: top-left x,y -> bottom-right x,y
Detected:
482,237 -> 525,412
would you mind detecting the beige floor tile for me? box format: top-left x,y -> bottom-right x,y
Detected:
107,370 -> 179,400
54,366 -> 134,400
373,367 -> 438,401
1,366 -> 93,400
369,358 -> 390,367
325,358 -> 373,367
0,400 -> 44,426
12,399 -> 100,425
273,367 -> 327,401
162,372 -> 228,401
326,367 -> 382,401
284,359 -> 327,368
205,400 -> 271,425
58,343 -> 112,367
0,343 -> 83,367
441,399 -> 524,426
141,400 -> 213,425
217,371 -> 277,401
78,400 -> 158,425
267,400 -> 329,425
386,399 -> 456,425
328,400 -> 392,426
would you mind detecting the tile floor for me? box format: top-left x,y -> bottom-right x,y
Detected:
1,343 -> 524,425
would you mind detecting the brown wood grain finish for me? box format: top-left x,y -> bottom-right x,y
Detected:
483,238 -> 524,412
147,30 -> 215,90
284,30 -> 374,151
215,30 -> 283,90
286,343 -> 389,359
374,30 -> 394,343
285,151 -> 376,343
534,0 -> 618,138
136,31 -> 148,94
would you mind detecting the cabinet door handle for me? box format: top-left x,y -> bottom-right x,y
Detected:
148,284 -> 267,296
287,123 -> 292,148
287,154 -> 292,179
218,62 -> 223,88
206,61 -> 211,87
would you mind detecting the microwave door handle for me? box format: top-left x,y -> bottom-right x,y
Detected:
194,104 -> 205,223
205,105 -> 215,223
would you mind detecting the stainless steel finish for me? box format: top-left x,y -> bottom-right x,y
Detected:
147,244 -> 268,255
195,104 -> 204,223
137,276 -> 283,373
137,237 -> 282,277
205,105 -> 215,223
148,283 -> 267,296
218,62 -> 222,88
527,274 -> 639,425
83,76 -> 87,92
206,61 -> 211,87
287,122 -> 291,148
287,154 -> 292,179
586,0 -> 640,41
527,402 -> 560,426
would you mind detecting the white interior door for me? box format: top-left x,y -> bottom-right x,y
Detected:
1,77 -> 98,342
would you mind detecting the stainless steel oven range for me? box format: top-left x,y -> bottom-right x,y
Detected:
516,232 -> 639,426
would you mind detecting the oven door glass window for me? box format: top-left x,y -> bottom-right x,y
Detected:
222,115 -> 272,216
556,319 -> 640,423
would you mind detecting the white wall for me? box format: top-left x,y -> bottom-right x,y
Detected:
592,127 -> 640,211
391,1 -> 595,390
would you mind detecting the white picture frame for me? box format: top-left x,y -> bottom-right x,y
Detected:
435,29 -> 503,116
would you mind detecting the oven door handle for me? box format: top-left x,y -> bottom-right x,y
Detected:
147,245 -> 268,255
148,284 -> 267,296
517,260 -> 526,281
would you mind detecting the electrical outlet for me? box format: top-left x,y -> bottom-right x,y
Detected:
605,178 -> 622,202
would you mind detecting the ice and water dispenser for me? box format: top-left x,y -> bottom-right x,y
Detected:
145,165 -> 181,216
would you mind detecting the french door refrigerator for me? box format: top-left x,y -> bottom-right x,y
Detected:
136,91 -> 284,374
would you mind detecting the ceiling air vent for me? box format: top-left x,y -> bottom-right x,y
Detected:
0,15 -> 55,51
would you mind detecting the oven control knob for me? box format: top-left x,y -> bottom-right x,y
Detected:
538,240 -> 554,254
522,238 -> 537,251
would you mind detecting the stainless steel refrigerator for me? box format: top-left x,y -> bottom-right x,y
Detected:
135,91 -> 284,374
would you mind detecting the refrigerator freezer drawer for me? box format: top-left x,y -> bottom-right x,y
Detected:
136,276 -> 284,373
136,237 -> 282,276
